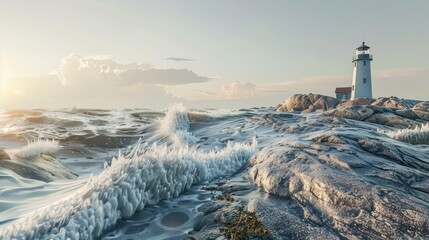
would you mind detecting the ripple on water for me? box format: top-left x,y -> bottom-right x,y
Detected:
125,223 -> 150,234
101,187 -> 211,240
161,211 -> 189,228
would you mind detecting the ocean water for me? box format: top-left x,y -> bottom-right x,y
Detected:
2,103 -> 427,239
0,104 -> 271,239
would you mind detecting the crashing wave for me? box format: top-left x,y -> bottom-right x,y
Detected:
0,103 -> 257,239
0,139 -> 256,239
158,103 -> 199,146
0,140 -> 78,182
15,139 -> 59,160
383,123 -> 429,145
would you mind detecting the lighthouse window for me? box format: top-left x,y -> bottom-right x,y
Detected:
363,61 -> 366,66
363,78 -> 367,84
354,62 -> 356,67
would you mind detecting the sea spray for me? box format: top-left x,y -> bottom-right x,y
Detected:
0,139 -> 256,239
1,140 -> 77,182
158,103 -> 199,146
383,123 -> 429,144
0,104 -> 257,239
15,139 -> 59,160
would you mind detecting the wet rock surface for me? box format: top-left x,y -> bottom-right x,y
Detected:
189,105 -> 428,239
188,174 -> 273,240
247,112 -> 429,239
2,104 -> 428,239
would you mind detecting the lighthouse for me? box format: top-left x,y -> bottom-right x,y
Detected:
351,42 -> 373,100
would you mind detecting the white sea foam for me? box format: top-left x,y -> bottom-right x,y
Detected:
159,103 -> 199,146
0,104 -> 257,239
0,139 -> 256,239
383,123 -> 429,145
15,139 -> 59,160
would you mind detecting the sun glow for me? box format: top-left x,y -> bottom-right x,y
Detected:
13,89 -> 23,95
0,74 -> 5,98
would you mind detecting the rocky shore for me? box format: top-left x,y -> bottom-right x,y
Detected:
192,94 -> 429,239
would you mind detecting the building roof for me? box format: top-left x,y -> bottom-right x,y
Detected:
356,42 -> 370,51
335,87 -> 352,93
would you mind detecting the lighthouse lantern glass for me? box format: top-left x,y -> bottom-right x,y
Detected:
356,49 -> 370,55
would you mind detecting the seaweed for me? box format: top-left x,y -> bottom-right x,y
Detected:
220,205 -> 269,240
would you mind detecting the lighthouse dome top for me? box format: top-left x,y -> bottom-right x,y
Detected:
356,42 -> 370,51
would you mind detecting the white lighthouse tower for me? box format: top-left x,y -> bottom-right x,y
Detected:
351,42 -> 373,100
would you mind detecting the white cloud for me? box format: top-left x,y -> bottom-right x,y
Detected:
2,58 -> 427,109
1,54 -> 212,109
120,68 -> 210,85
185,81 -> 256,101
180,66 -> 429,109
59,54 -> 209,88
220,81 -> 256,99
255,67 -> 429,101
166,57 -> 195,62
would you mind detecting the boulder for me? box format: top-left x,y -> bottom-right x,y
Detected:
279,94 -> 313,112
274,104 -> 283,111
331,106 -> 374,121
371,96 -> 419,109
412,101 -> 429,121
395,109 -> 419,120
276,94 -> 428,125
365,113 -> 418,128
310,96 -> 341,110
337,98 -> 374,107
413,110 -> 429,121
371,97 -> 390,107
277,94 -> 340,112
413,101 -> 429,112
363,105 -> 393,114
0,149 -> 11,160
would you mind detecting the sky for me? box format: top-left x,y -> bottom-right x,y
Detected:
0,0 -> 428,109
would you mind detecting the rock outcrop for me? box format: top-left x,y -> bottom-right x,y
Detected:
413,101 -> 429,121
276,93 -> 341,112
338,97 -> 374,107
247,112 -> 429,239
276,94 -> 428,128
371,96 -> 420,109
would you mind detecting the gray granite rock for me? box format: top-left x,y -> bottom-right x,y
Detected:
337,97 -> 374,107
364,112 -> 418,128
395,109 -> 419,120
277,94 -> 340,112
248,113 -> 429,239
413,101 -> 429,112
413,110 -> 429,121
331,105 -> 374,121
371,96 -> 419,109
